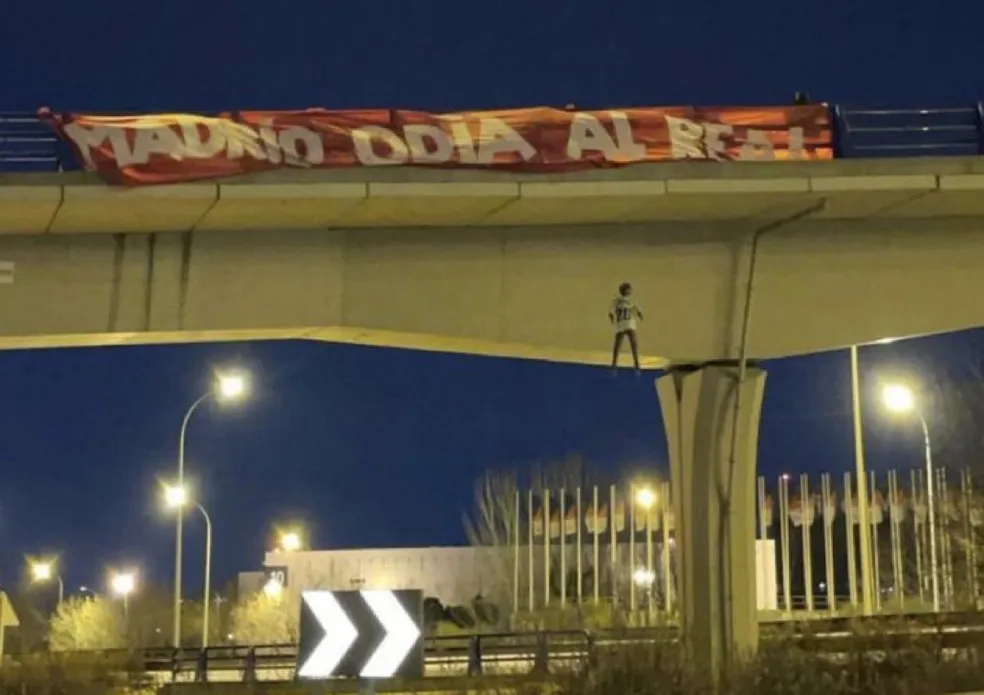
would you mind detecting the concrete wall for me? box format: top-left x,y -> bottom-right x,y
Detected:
261,542 -> 779,612
0,218 -> 983,362
263,547 -> 504,608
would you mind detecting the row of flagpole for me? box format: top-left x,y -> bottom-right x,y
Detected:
511,481 -> 675,613
509,467 -> 981,616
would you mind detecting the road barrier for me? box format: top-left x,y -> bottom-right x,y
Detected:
119,611 -> 984,685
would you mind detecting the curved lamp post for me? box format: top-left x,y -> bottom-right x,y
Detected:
165,484 -> 214,647
173,371 -> 248,647
882,382 -> 939,612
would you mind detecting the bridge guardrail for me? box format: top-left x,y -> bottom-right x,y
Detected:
833,104 -> 984,158
84,612 -> 984,684
0,113 -> 63,172
4,104 -> 984,173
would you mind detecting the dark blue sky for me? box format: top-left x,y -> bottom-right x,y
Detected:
1,1 -> 982,596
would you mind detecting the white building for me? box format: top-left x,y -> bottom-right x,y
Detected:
260,542 -> 778,612
263,546 -> 505,607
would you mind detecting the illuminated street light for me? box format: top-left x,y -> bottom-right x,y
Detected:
110,570 -> 137,616
881,381 -> 939,612
635,487 -> 656,510
263,577 -> 284,599
30,560 -> 64,605
173,370 -> 251,648
217,373 -> 248,401
164,484 -> 188,509
279,530 -> 303,552
162,483 -> 214,647
882,383 -> 916,414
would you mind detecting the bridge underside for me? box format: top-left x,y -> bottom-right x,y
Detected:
2,158 -> 984,365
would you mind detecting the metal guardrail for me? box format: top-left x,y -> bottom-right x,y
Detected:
833,104 -> 984,158
108,611 -> 984,684
0,113 -> 63,172
4,105 -> 984,173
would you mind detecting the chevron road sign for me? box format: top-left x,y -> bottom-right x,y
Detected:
297,589 -> 423,679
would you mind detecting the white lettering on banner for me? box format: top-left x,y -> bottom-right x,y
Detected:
257,121 -> 283,164
448,120 -> 478,163
474,118 -> 536,164
62,123 -> 131,168
665,115 -> 707,159
130,127 -> 184,166
180,121 -> 227,160
665,115 -> 805,161
279,126 -> 323,166
60,113 -> 813,171
566,111 -> 645,161
702,123 -> 733,160
222,121 -> 267,162
739,128 -> 778,160
351,118 -> 536,166
352,126 -> 410,165
404,124 -> 454,163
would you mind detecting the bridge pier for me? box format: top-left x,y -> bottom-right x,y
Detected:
656,362 -> 766,677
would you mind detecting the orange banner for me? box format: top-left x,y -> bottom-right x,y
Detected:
41,105 -> 833,186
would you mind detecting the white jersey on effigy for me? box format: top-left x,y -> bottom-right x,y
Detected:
610,296 -> 641,333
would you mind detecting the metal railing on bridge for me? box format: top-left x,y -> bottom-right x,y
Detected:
102,612 -> 984,685
4,104 -> 984,172
0,113 -> 63,172
833,104 -> 984,158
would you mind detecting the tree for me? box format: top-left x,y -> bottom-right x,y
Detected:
49,597 -> 125,652
462,453 -> 592,616
462,467 -> 520,613
228,590 -> 297,646
897,344 -> 984,607
902,344 -> 984,472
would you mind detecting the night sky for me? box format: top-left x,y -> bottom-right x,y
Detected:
1,1 -> 982,596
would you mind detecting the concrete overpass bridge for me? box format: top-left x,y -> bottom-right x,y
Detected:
2,158 -> 984,364
2,103 -> 984,676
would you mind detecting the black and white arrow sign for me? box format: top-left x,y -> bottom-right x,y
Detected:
297,589 -> 423,679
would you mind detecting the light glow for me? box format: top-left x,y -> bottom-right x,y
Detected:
31,562 -> 54,582
882,383 -> 916,414
111,571 -> 136,596
280,531 -> 302,552
164,484 -> 188,509
216,373 -> 248,401
263,577 -> 284,599
635,487 -> 656,510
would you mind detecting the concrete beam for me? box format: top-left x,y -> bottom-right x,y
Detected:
4,156 -> 984,234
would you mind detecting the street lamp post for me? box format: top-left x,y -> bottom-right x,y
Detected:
849,345 -> 876,616
30,561 -> 64,605
635,487 -> 656,611
882,382 -> 940,612
165,484 -> 215,648
173,372 -> 248,648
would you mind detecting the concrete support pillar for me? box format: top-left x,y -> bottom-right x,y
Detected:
655,362 -> 766,676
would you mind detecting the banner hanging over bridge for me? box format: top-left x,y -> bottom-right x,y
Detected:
40,105 -> 833,185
